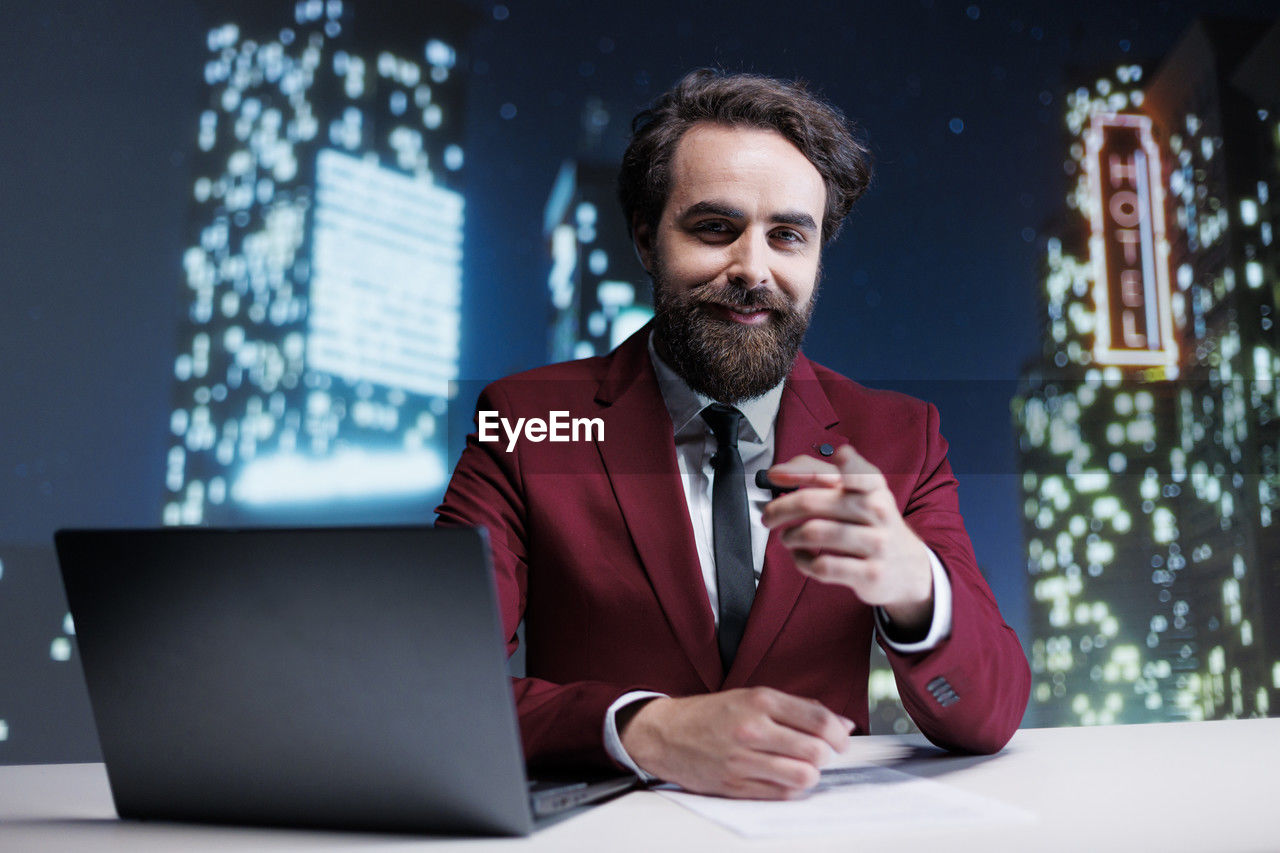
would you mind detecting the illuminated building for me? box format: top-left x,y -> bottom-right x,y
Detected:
164,1 -> 473,525
1014,19 -> 1280,726
544,160 -> 652,362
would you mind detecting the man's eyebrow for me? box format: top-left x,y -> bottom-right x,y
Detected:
680,201 -> 745,220
772,211 -> 819,232
679,201 -> 819,232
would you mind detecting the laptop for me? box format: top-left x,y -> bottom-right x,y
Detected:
53,525 -> 637,836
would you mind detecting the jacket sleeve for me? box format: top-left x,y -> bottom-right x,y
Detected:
880,401 -> 1031,754
434,382 -> 647,770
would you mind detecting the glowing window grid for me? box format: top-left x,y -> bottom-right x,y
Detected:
165,6 -> 466,523
1013,58 -> 1279,728
307,149 -> 462,398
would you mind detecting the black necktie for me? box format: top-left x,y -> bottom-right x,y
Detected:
701,404 -> 755,672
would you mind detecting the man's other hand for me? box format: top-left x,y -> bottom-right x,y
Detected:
762,445 -> 934,633
618,687 -> 854,799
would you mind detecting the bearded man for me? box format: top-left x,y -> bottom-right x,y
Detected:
436,69 -> 1030,800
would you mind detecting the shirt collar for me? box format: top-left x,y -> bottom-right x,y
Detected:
647,330 -> 785,444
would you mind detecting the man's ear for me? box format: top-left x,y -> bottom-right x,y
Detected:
632,218 -> 654,275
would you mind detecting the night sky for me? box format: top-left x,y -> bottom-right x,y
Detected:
2,0 -> 1278,751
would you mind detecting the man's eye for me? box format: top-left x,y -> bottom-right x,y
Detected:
772,229 -> 803,243
695,220 -> 731,234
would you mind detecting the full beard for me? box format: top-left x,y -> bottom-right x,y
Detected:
651,267 -> 817,405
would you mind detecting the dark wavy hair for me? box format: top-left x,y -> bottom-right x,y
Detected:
618,69 -> 873,246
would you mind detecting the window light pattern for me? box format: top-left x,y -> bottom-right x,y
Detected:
1013,26 -> 1280,728
544,160 -> 652,363
165,2 -> 471,524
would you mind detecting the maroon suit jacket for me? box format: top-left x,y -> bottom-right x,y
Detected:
436,325 -> 1030,769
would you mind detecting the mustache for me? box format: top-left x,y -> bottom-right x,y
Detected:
689,284 -> 794,313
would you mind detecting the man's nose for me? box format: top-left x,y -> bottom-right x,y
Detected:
725,230 -> 771,289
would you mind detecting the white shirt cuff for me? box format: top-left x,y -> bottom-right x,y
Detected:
603,690 -> 668,781
874,548 -> 952,653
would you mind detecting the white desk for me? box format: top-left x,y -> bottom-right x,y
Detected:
2,718 -> 1275,852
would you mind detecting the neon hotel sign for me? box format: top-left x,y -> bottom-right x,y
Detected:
1085,114 -> 1177,367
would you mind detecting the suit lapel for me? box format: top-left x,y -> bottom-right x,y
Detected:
595,328 -> 722,691
724,354 -> 850,688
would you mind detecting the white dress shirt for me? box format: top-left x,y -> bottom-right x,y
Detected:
602,334 -> 953,777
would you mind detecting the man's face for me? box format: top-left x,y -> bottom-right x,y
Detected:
635,123 -> 826,404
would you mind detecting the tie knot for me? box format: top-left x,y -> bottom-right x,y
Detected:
701,403 -> 744,450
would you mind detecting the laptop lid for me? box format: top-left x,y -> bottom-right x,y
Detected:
55,525 -> 535,836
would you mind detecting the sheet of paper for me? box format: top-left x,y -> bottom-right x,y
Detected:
655,763 -> 1036,838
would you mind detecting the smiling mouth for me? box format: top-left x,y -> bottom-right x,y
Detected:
704,302 -> 773,325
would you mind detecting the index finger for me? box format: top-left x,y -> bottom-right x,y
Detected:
766,693 -> 855,753
766,453 -> 842,490
830,444 -> 881,480
768,448 -> 882,495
